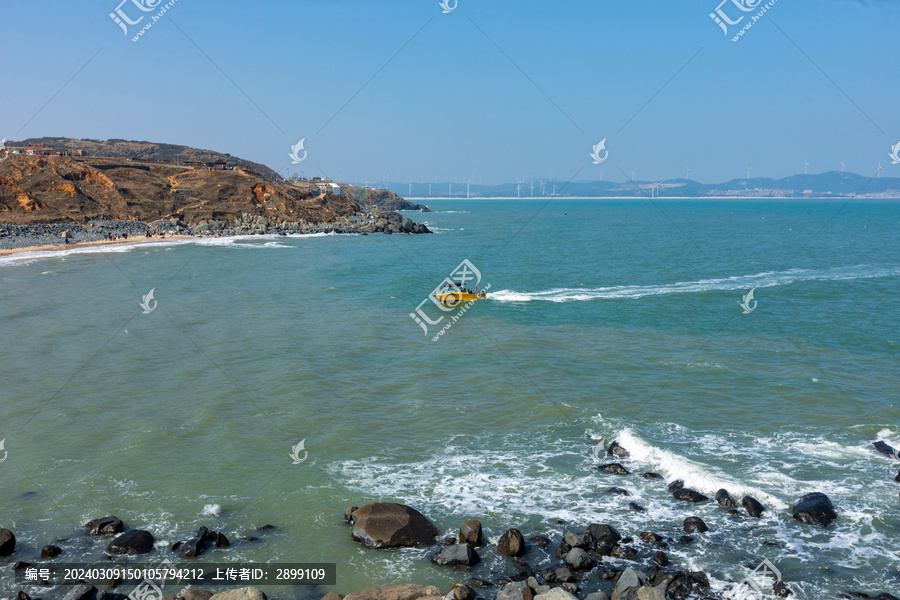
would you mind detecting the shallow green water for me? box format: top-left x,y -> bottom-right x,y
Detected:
1,200 -> 898,599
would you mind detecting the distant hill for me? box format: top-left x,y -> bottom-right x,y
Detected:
13,137 -> 281,181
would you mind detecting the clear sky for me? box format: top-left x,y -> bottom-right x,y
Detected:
1,0 -> 898,184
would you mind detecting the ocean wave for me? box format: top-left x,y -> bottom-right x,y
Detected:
487,264 -> 900,303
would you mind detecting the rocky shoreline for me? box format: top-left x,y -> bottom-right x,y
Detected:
5,440 -> 899,600
0,211 -> 430,251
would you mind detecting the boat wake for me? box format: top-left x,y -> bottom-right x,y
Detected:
487,264 -> 900,303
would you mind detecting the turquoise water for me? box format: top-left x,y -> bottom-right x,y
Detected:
1,200 -> 899,599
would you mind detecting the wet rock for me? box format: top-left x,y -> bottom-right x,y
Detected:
651,551 -> 669,567
587,523 -> 621,545
687,571 -> 710,588
344,507 -> 358,523
498,528 -> 526,557
642,473 -> 663,479
679,535 -> 693,544
443,536 -> 457,546
13,561 -> 32,571
554,567 -> 575,583
599,463 -> 629,475
431,543 -> 480,566
895,471 -> 900,483
555,540 -> 571,559
636,583 -> 669,600
41,545 -> 62,559
792,492 -> 837,527
208,588 -> 267,600
683,517 -> 708,533
0,528 -> 16,556
672,488 -> 708,503
350,503 -> 439,548
106,530 -> 154,555
465,579 -> 492,588
715,489 -> 736,508
743,496 -> 765,518
448,584 -> 476,600
563,531 -> 591,549
666,575 -> 693,598
527,535 -> 550,547
495,581 -> 532,600
459,519 -> 483,546
534,590 -> 578,600
773,581 -> 792,597
608,487 -> 631,496
613,567 -> 649,598
16,592 -> 31,600
177,590 -> 214,600
62,585 -> 97,600
611,545 -> 638,561
629,502 -> 646,512
215,533 -> 229,548
563,548 -> 592,570
583,593 -> 610,600
256,525 -> 277,532
85,517 -> 124,536
639,532 -> 663,544
608,441 -> 630,458
667,480 -> 684,493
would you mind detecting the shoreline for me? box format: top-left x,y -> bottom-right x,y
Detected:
0,235 -> 195,257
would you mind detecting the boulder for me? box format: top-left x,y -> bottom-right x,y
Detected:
651,551 -> 669,567
0,529 -> 16,556
178,590 -> 214,600
534,590 -> 578,600
459,519 -> 483,546
85,517 -> 124,536
667,480 -> 684,493
344,507 -> 359,523
608,487 -> 630,496
599,463 -> 629,475
497,528 -> 526,557
350,503 -> 439,548
563,548 -> 592,570
62,585 -> 97,600
555,567 -> 575,583
642,473 -> 663,479
611,545 -> 638,561
496,582 -> 533,600
742,496 -> 765,518
431,543 -> 480,566
563,531 -> 591,549
106,530 -> 155,555
208,589 -> 266,600
608,441 -> 630,458
343,586 -> 444,600
41,545 -> 62,559
792,492 -> 837,527
629,502 -> 645,512
715,489 -> 736,508
614,568 -> 649,599
587,523 -> 621,544
672,488 -> 708,503
448,585 -> 476,600
639,531 -> 663,543
636,583 -> 669,600
683,517 -> 708,533
895,471 -> 900,483
584,594 -> 610,600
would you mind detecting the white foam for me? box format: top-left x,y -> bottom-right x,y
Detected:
487,264 -> 900,303
201,503 -> 221,517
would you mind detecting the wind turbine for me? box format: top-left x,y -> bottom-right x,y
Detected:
428,183 -> 432,197
840,160 -> 846,173
539,180 -> 546,196
516,176 -> 524,198
408,183 -> 412,196
465,178 -> 471,199
746,166 -> 753,179
804,160 -> 809,175
652,182 -> 661,198
530,181 -> 535,197
685,167 -> 691,180
877,162 -> 883,178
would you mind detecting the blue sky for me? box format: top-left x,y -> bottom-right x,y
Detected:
1,0 -> 898,184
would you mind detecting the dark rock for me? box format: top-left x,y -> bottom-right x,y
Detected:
599,463 -> 629,475
672,488 -> 709,503
583,593 -> 610,600
608,441 -> 630,458
628,502 -> 645,512
106,530 -> 154,555
792,492 -> 837,527
873,440 -> 898,458
679,535 -> 693,544
16,592 -> 31,600
613,568 -> 648,598
667,480 -> 684,493
715,489 -> 736,507
459,519 -> 483,546
587,523 -> 621,544
608,487 -> 630,496
96,592 -> 128,600
85,517 -> 124,536
666,575 -> 692,598
652,551 -> 669,567
773,581 -> 792,597
495,581 -> 532,600
256,524 -> 277,531
344,507 -> 358,523
61,585 -> 97,600
350,503 -> 439,548
498,528 -> 526,557
13,561 -> 32,571
179,538 -> 202,558
687,571 -> 710,588
41,545 -> 62,559
527,535 -> 550,547
555,567 -> 575,583
466,578 -> 493,588
563,531 -> 591,549
443,536 -> 457,546
683,517 -> 708,533
215,533 -> 229,548
539,568 -> 556,583
610,545 -> 638,561
640,532 -> 663,544
564,548 -> 593,570
555,540 -> 571,559
177,590 -> 213,600
593,540 -> 614,556
642,473 -> 663,479
449,584 -> 477,600
876,595 -> 900,600
0,529 -> 16,556
743,496 -> 765,518
895,471 -> 900,483
431,543 -> 480,566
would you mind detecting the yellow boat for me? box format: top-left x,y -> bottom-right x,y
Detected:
434,285 -> 486,304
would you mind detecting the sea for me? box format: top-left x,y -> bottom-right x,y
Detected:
1,199 -> 898,600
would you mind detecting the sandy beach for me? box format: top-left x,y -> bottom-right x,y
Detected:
0,234 -> 195,257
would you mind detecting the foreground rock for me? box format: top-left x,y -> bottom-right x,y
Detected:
598,463 -> 629,475
742,496 -> 765,518
792,492 -> 837,527
173,526 -> 229,558
497,528 -> 526,557
715,489 -> 736,507
85,516 -> 124,536
0,529 -> 15,556
339,584 -> 444,600
683,517 -> 708,533
208,588 -> 266,600
672,488 -> 708,503
106,530 -> 154,554
458,519 -> 483,546
349,503 -> 439,548
431,544 -> 480,566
